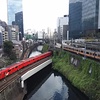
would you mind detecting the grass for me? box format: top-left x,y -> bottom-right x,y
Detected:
52,50 -> 100,100
42,44 -> 49,53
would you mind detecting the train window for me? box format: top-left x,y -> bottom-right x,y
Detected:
90,52 -> 92,55
15,66 -> 18,68
98,54 -> 100,57
86,52 -> 89,54
94,53 -> 97,56
8,70 -> 10,72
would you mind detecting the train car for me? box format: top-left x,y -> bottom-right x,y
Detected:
0,68 -> 9,80
0,51 -> 52,80
94,52 -> 100,60
85,50 -> 95,58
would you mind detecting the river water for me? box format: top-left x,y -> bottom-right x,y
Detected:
23,48 -> 89,100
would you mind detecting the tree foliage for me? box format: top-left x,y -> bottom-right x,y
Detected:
3,41 -> 14,55
3,41 -> 17,60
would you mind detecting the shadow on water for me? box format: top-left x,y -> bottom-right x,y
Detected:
23,64 -> 52,100
23,65 -> 89,100
53,71 -> 89,100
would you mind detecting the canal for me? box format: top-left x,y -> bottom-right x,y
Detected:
23,48 -> 89,100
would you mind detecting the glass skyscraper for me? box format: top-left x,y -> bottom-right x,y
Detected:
7,0 -> 22,25
69,0 -> 100,39
7,0 -> 24,40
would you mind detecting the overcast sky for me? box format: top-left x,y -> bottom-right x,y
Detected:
0,0 -> 69,32
0,0 -> 7,22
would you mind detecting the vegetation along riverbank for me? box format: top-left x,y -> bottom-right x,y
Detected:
52,50 -> 100,100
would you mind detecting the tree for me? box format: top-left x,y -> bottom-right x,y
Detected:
3,41 -> 17,60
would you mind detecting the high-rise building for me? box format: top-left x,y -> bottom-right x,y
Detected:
7,0 -> 24,40
69,0 -> 100,39
7,0 -> 22,25
57,15 -> 69,42
15,11 -> 24,40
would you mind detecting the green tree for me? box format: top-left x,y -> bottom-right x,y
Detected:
3,41 -> 13,55
3,41 -> 17,60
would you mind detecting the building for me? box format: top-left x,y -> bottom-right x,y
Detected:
0,26 -> 4,47
57,15 -> 69,42
8,25 -> 19,41
69,0 -> 100,39
7,0 -> 24,40
7,0 -> 22,25
0,26 -> 9,46
3,31 -> 9,42
15,11 -> 24,40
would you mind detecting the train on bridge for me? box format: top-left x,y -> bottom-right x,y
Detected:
0,51 -> 52,80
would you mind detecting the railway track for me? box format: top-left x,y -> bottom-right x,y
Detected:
0,57 -> 51,92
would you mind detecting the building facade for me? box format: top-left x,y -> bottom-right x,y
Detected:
8,25 -> 19,41
0,26 -> 4,47
69,0 -> 100,39
7,0 -> 22,25
57,15 -> 69,42
7,0 -> 24,40
0,26 -> 9,46
15,11 -> 24,40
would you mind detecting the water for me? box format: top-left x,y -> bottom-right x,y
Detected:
29,45 -> 43,58
23,69 -> 89,100
37,46 -> 43,51
29,51 -> 41,58
24,49 -> 89,100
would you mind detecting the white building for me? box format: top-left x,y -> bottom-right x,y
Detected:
3,31 -> 9,42
0,26 -> 9,46
57,15 -> 69,41
8,25 -> 19,41
0,26 -> 4,46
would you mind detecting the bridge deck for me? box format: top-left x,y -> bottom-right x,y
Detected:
0,56 -> 51,92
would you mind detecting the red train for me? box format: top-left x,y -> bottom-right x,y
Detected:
0,51 -> 52,80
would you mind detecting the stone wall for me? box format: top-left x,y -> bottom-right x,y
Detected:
0,79 -> 26,100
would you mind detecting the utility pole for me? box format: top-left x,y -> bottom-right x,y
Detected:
54,29 -> 57,50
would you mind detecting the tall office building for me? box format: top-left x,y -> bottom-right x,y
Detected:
15,11 -> 24,40
57,15 -> 69,42
7,0 -> 24,40
7,0 -> 22,25
69,0 -> 100,39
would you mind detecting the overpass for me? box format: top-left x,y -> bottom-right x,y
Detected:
0,51 -> 52,100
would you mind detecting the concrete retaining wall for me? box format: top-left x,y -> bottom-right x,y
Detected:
0,79 -> 26,100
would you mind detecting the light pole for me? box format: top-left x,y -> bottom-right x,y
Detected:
61,34 -> 62,49
54,30 -> 57,50
83,43 -> 86,60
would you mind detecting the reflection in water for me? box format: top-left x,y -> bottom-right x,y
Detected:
29,45 -> 43,58
24,70 -> 89,100
29,74 -> 68,100
37,46 -> 43,51
29,51 -> 41,58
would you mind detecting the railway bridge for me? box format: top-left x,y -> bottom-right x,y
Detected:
0,51 -> 52,100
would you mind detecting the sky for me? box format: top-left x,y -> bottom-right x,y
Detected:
0,0 -> 7,22
0,0 -> 69,32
